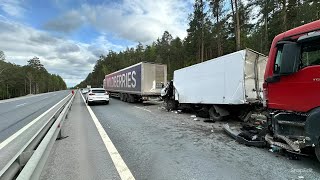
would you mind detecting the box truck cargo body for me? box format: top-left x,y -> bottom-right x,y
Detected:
162,49 -> 267,121
104,62 -> 167,102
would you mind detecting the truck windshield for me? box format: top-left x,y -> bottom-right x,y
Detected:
301,43 -> 320,68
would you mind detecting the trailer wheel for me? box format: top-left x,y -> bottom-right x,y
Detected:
123,93 -> 128,102
128,94 -> 135,103
209,106 -> 223,122
165,99 -> 177,111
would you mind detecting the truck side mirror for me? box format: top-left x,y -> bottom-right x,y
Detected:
280,43 -> 301,75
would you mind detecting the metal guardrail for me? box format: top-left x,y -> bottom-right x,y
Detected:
0,92 -> 76,180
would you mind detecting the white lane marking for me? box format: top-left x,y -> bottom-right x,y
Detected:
134,106 -> 152,113
0,94 -> 71,150
80,94 -> 135,180
16,103 -> 27,107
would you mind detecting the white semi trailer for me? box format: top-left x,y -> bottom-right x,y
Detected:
161,49 -> 267,121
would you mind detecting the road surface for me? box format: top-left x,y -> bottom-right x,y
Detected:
41,92 -> 320,180
0,91 -> 70,143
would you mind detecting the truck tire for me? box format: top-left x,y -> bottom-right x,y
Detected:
209,106 -> 223,122
123,94 -> 128,102
128,94 -> 135,103
165,99 -> 177,111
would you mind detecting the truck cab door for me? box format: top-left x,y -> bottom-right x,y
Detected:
267,43 -> 320,112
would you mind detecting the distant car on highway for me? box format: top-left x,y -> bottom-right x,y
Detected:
85,88 -> 109,105
81,88 -> 89,94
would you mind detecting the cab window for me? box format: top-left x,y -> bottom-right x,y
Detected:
301,43 -> 320,68
274,46 -> 283,73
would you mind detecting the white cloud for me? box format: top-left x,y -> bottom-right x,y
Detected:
0,0 -> 26,17
44,10 -> 85,33
0,19 -> 124,87
0,0 -> 193,86
46,0 -> 192,43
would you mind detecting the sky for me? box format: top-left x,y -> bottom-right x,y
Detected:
0,0 -> 193,87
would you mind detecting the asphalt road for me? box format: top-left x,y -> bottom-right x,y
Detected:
0,91 -> 70,143
42,92 -> 320,180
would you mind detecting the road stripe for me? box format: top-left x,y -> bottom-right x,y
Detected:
134,106 -> 152,113
16,103 -> 27,107
0,94 -> 71,150
80,94 -> 135,180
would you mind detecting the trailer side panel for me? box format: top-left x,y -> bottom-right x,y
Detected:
174,50 -> 246,104
105,64 -> 142,93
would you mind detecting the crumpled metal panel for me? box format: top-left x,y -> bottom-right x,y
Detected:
244,49 -> 267,102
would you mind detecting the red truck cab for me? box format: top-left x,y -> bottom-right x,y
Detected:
264,20 -> 320,160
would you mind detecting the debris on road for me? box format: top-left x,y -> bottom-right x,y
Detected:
223,123 -> 267,148
193,118 -> 199,121
190,115 -> 196,118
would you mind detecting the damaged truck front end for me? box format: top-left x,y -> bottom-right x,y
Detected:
267,110 -> 320,151
264,20 -> 320,161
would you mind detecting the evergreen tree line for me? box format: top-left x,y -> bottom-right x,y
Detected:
0,53 -> 67,100
77,0 -> 319,87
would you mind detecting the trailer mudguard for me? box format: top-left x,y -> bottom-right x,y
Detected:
305,107 -> 320,145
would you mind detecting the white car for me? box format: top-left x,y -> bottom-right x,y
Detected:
81,88 -> 89,94
86,88 -> 109,105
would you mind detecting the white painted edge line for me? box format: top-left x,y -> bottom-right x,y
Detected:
0,94 -> 72,177
0,94 -> 72,150
134,106 -> 152,113
80,94 -> 135,180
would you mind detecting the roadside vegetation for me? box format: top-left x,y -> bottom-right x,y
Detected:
77,0 -> 319,87
0,53 -> 67,100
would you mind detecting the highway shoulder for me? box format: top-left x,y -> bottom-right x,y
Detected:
40,93 -> 120,180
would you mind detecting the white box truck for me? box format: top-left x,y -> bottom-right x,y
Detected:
161,49 -> 267,121
104,62 -> 167,102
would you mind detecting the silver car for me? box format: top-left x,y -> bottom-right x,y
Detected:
86,88 -> 110,105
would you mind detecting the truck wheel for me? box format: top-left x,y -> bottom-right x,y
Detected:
209,106 -> 223,122
123,94 -> 128,102
128,94 -> 135,103
316,145 -> 320,162
165,99 -> 177,111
